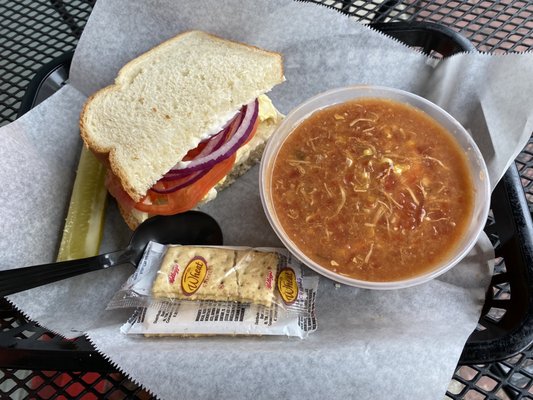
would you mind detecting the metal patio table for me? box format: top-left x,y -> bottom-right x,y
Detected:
1,1 -> 533,399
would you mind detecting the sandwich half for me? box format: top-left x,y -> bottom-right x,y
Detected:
80,30 -> 284,229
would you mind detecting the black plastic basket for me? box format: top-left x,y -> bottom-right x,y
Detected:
2,22 -> 533,370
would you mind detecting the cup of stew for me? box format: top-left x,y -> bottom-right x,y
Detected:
259,86 -> 490,289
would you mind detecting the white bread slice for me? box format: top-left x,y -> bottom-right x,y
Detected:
117,106 -> 283,230
80,30 -> 284,202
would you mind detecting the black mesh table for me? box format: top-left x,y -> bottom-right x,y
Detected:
1,1 -> 533,399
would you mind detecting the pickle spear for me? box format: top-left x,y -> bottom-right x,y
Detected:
56,147 -> 107,261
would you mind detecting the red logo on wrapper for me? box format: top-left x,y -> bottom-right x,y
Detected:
168,264 -> 180,284
265,270 -> 274,289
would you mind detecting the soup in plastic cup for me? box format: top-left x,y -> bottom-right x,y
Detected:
259,85 -> 490,289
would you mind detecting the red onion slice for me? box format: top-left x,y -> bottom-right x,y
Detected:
168,99 -> 258,175
151,169 -> 209,194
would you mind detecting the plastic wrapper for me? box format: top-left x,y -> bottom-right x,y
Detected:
120,296 -> 317,338
109,242 -> 319,338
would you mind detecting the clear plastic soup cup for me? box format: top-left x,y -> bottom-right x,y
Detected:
259,85 -> 491,289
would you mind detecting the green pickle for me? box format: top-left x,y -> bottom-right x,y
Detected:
56,147 -> 107,261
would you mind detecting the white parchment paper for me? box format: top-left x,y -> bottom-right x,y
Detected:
2,0 -> 533,398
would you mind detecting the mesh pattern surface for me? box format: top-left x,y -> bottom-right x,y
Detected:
1,1 -> 533,399
0,0 -> 93,127
0,369 -> 151,399
517,143 -> 533,214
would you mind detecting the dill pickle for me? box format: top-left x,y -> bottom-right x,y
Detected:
56,147 -> 107,261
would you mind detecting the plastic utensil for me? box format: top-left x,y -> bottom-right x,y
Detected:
0,211 -> 223,296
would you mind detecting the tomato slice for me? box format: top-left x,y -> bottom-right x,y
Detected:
183,140 -> 208,161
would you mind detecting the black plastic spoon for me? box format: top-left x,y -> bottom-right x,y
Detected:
0,211 -> 223,297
